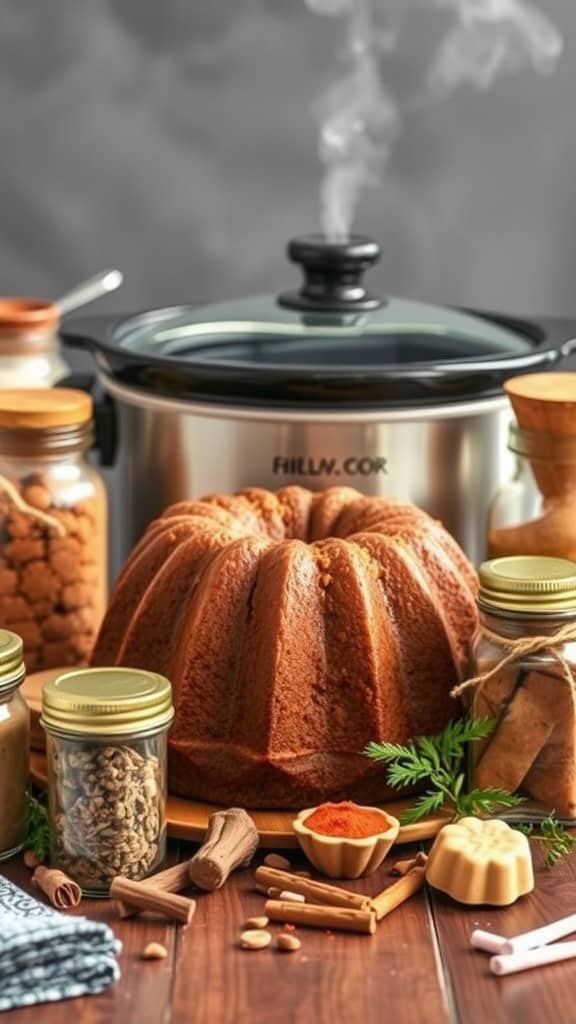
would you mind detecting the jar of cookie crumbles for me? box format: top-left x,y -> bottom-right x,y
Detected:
0,389 -> 107,671
42,667 -> 174,896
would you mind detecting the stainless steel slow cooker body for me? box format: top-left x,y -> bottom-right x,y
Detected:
103,376 -> 509,565
63,236 -> 576,567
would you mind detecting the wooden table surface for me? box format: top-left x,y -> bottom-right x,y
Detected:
2,839 -> 576,1024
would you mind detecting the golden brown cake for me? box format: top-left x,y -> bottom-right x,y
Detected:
92,487 -> 478,808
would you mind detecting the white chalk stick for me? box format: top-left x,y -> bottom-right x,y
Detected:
470,929 -> 508,954
501,913 -> 576,955
491,941 -> 576,976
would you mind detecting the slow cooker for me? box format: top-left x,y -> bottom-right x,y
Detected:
62,235 -> 576,566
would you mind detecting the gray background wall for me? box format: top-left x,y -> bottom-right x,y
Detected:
1,0 -> 575,321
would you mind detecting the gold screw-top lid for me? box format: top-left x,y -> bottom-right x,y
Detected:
41,667 -> 174,737
479,556 -> 576,613
0,630 -> 25,695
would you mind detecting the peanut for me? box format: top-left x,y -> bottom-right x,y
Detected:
244,916 -> 269,929
277,934 -> 301,952
263,853 -> 291,871
240,929 -> 272,950
142,943 -> 168,960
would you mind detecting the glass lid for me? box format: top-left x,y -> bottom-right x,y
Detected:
65,235 -> 573,409
115,292 -> 530,368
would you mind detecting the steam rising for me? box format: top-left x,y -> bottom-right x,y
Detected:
306,0 -> 398,242
429,0 -> 564,94
306,0 -> 563,242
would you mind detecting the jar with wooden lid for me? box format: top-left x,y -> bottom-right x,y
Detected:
0,389 -> 107,671
42,667 -> 174,896
489,373 -> 576,560
0,630 -> 30,861
0,300 -> 67,389
467,555 -> 576,820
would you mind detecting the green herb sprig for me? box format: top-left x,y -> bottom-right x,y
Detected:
24,793 -> 50,861
515,814 -> 576,868
364,718 -> 525,825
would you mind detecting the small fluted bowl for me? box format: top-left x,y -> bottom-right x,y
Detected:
293,805 -> 400,879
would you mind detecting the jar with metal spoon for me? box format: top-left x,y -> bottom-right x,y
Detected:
0,270 -> 122,390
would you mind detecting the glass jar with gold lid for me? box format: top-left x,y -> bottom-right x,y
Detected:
41,667 -> 174,896
468,555 -> 576,821
0,389 -> 107,671
0,629 -> 29,861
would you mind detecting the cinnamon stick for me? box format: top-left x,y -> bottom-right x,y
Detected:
265,899 -> 376,934
371,866 -> 426,921
188,808 -> 259,891
113,861 -> 194,919
390,852 -> 428,877
32,866 -> 81,910
110,876 -> 196,924
254,866 -> 371,911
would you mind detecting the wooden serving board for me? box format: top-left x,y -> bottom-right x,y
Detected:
26,670 -> 447,849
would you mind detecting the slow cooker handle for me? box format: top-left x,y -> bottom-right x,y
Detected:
424,336 -> 576,377
56,373 -> 117,468
60,313 -> 126,351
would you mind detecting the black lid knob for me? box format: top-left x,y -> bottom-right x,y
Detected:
278,234 -> 383,313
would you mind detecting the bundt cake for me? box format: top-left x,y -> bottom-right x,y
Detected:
92,486 -> 478,808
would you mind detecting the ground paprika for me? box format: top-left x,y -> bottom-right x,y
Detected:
304,801 -> 390,839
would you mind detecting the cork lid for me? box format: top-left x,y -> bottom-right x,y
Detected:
41,667 -> 174,736
0,299 -> 59,333
0,389 -> 93,430
505,373 -> 576,435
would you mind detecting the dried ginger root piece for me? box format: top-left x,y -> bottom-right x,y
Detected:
523,717 -> 576,818
474,670 -> 559,794
469,667 -> 521,769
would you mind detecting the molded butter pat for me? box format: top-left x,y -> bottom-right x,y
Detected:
426,817 -> 534,906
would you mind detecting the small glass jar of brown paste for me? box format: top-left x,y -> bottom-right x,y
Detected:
0,629 -> 30,861
468,556 -> 576,820
0,389 -> 107,671
42,667 -> 174,896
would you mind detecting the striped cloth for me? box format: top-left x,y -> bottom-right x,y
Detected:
0,874 -> 121,1012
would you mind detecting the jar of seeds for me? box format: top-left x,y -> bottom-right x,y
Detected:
41,667 -> 173,896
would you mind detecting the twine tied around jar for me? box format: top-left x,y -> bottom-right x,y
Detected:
451,621 -> 576,700
0,474 -> 66,537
